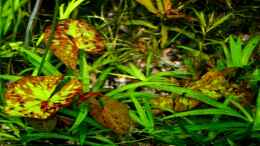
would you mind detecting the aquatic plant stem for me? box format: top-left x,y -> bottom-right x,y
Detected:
24,0 -> 43,47
37,0 -> 59,75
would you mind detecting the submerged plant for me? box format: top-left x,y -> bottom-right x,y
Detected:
223,35 -> 260,68
4,76 -> 82,119
44,19 -> 104,69
174,71 -> 229,111
81,93 -> 132,135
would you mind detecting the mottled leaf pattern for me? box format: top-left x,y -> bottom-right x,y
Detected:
83,94 -> 131,135
44,19 -> 104,69
150,96 -> 174,114
4,76 -> 82,119
64,19 -> 104,54
174,71 -> 228,111
44,25 -> 78,69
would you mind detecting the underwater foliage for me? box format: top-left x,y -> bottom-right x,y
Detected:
44,19 -> 104,69
4,76 -> 82,119
81,93 -> 132,135
0,0 -> 260,145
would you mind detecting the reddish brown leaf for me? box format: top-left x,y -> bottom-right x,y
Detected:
4,76 -> 82,119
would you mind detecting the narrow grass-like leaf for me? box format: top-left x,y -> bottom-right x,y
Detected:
22,133 -> 77,143
162,108 -> 247,121
168,27 -> 195,40
129,110 -> 143,126
126,20 -> 158,30
117,64 -> 146,81
106,81 -> 233,110
229,35 -> 242,67
136,0 -> 158,14
241,35 -> 260,66
160,25 -> 168,48
156,0 -> 164,15
230,99 -> 253,122
146,51 -> 153,76
163,121 -> 249,134
143,98 -> 154,131
59,0 -> 86,19
253,89 -> 260,131
207,13 -> 232,33
92,67 -> 113,91
177,45 -> 209,60
79,50 -> 90,92
149,71 -> 192,79
0,132 -> 19,141
59,108 -> 104,129
69,103 -> 88,132
130,92 -> 149,125
129,63 -> 146,81
93,135 -> 116,145
193,9 -> 206,35
79,128 -> 88,146
0,75 -> 22,81
116,64 -> 134,76
20,49 -> 61,75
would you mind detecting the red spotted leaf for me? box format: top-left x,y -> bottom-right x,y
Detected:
44,25 -> 78,69
82,94 -> 131,135
44,19 -> 104,69
4,76 -> 82,119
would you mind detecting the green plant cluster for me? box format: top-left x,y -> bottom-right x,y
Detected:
0,0 -> 260,145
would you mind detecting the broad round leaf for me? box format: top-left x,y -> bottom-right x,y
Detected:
44,19 -> 104,69
4,76 -> 82,119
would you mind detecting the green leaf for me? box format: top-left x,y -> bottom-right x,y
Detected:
79,50 -> 90,92
136,0 -> 158,14
0,75 -> 22,81
0,132 -> 19,141
92,67 -> 114,91
129,110 -> 143,126
241,35 -> 260,66
229,35 -> 242,66
126,20 -> 158,30
253,89 -> 260,131
22,133 -> 76,143
163,108 -> 247,121
69,103 -> 88,132
106,81 -> 234,111
59,0 -> 87,19
129,63 -> 146,81
20,48 -> 61,75
177,45 -> 209,60
207,13 -> 232,33
193,9 -> 206,35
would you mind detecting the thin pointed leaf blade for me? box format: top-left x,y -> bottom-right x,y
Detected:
229,35 -> 242,67
207,13 -> 232,33
241,35 -> 260,66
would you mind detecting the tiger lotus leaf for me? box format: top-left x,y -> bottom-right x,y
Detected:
4,76 -> 82,119
82,93 -> 131,135
174,71 -> 229,111
44,19 -> 104,69
150,96 -> 174,114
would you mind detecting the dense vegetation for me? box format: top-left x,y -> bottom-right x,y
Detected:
0,0 -> 260,145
